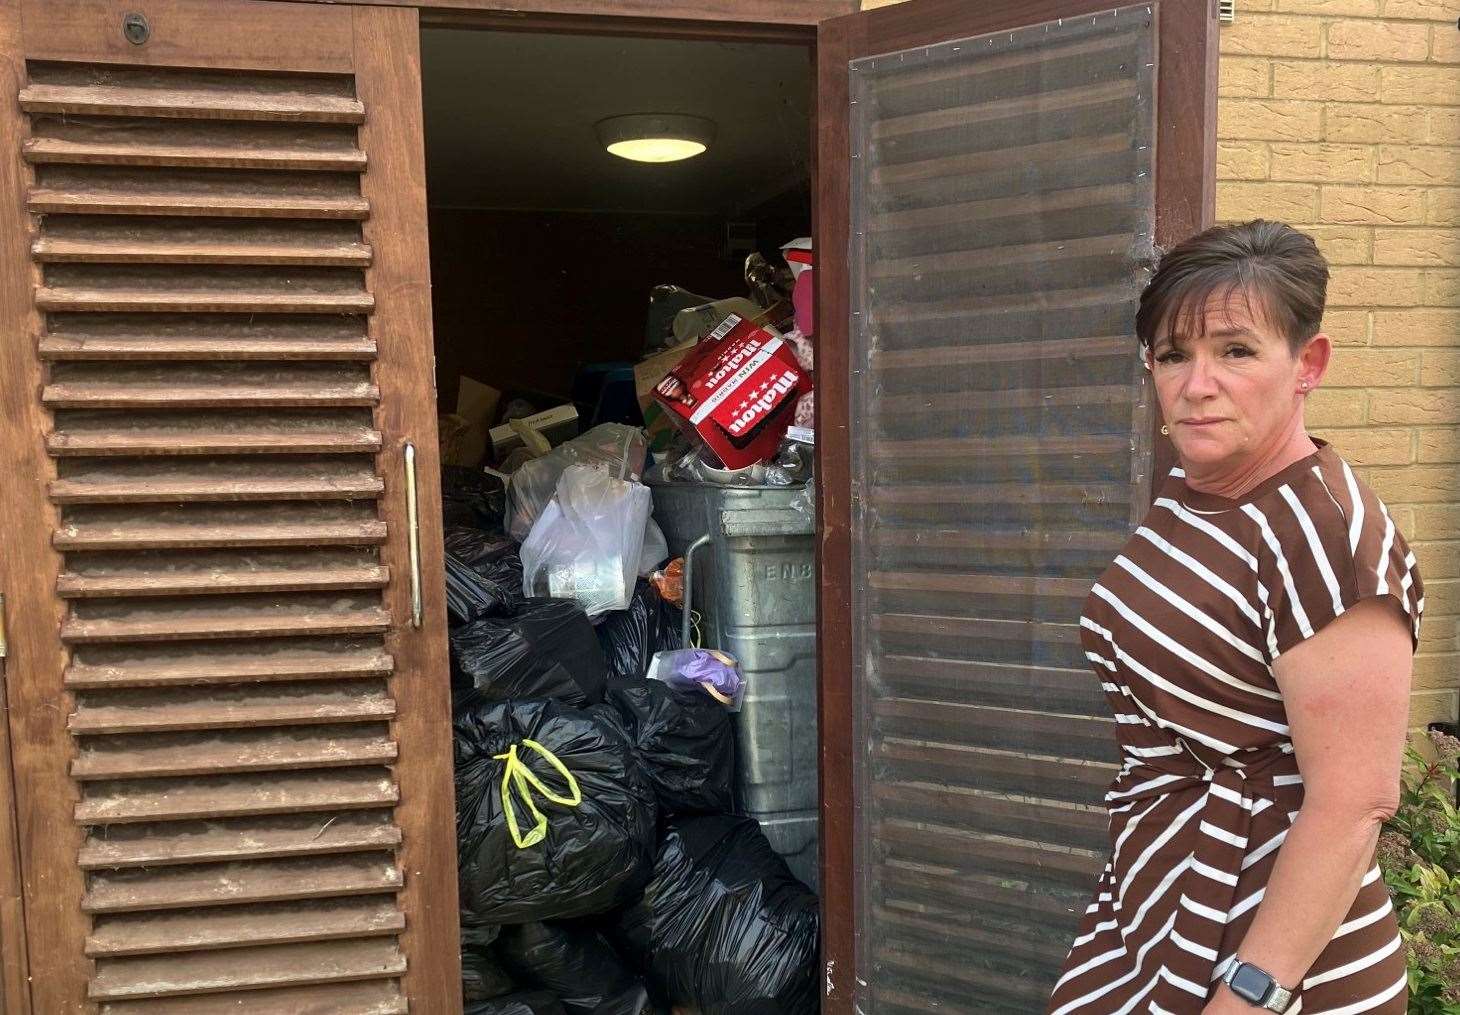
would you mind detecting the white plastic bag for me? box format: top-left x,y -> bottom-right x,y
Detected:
506,424 -> 646,542
639,517 -> 668,578
521,464 -> 651,618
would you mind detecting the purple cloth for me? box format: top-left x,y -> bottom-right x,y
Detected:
671,650 -> 742,700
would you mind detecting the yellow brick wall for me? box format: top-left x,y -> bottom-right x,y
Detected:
1217,0 -> 1458,730
857,0 -> 1459,728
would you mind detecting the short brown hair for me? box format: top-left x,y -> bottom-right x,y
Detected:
1135,219 -> 1329,354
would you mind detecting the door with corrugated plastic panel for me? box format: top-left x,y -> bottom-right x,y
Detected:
815,0 -> 1216,1010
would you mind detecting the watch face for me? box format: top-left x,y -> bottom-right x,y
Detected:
1230,964 -> 1273,1003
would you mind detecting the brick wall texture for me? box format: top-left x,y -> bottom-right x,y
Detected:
858,0 -> 1459,727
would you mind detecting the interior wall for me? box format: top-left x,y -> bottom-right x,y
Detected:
428,208 -> 806,410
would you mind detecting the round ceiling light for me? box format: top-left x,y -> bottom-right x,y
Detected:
596,114 -> 716,164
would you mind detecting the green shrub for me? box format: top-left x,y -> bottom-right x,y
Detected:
1379,727 -> 1460,1015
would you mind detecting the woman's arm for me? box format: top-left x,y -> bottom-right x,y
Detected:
1203,597 -> 1412,1014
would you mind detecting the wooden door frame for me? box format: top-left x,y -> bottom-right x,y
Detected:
274,0 -> 850,42
816,0 -> 1216,1009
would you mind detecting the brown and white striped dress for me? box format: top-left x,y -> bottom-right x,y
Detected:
1048,441 -> 1422,1015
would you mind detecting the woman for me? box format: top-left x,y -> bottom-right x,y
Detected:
1047,220 -> 1422,1015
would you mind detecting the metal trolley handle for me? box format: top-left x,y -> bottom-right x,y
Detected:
680,534 -> 712,649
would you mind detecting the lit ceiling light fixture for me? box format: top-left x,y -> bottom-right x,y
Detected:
596,114 -> 716,163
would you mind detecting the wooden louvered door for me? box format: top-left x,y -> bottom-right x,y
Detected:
0,1 -> 459,1011
815,0 -> 1215,1011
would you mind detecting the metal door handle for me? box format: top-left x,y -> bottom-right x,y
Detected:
403,443 -> 423,628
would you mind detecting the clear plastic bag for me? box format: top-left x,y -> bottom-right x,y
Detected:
639,517 -> 668,577
507,424 -> 646,542
521,465 -> 651,618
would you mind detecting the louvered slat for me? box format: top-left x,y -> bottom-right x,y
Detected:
19,84 -> 366,123
56,516 -> 388,550
61,596 -> 391,644
25,113 -> 368,173
39,315 -> 377,362
87,896 -> 405,956
879,859 -> 1088,924
99,979 -> 407,1015
873,610 -> 1081,637
876,653 -> 1107,712
78,812 -> 402,870
71,681 -> 395,734
36,287 -> 375,315
64,643 -> 394,690
44,381 -> 378,408
89,938 -> 405,1000
870,131 -> 1132,186
878,732 -> 1116,790
51,459 -> 385,504
49,423 -> 383,457
83,854 -> 401,913
877,816 -> 1103,886
35,236 -> 372,267
30,186 -> 370,220
871,78 -> 1137,142
878,904 -> 1071,966
871,231 -> 1132,280
875,782 -> 1106,862
873,335 -> 1129,370
75,769 -> 399,825
44,363 -> 379,408
25,136 -> 367,173
58,564 -> 390,598
877,943 -> 1062,1010
869,433 -> 1129,462
71,724 -> 398,780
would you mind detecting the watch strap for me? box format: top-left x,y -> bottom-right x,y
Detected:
1262,983 -> 1295,1013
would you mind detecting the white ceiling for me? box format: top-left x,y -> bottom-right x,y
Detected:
419,29 -> 813,215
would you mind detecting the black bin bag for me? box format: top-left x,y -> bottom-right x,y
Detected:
606,677 -> 734,816
445,549 -> 525,624
442,465 -> 508,532
446,526 -> 519,574
467,992 -> 567,1015
497,921 -> 652,1015
594,580 -> 681,682
613,815 -> 819,1015
456,699 -> 658,928
463,943 -> 517,1003
451,597 -> 608,709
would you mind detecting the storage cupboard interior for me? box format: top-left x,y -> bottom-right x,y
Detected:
0,0 -> 1214,1011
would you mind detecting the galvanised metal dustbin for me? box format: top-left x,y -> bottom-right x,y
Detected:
646,478 -> 819,889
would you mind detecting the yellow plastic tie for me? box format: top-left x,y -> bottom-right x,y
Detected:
492,739 -> 583,849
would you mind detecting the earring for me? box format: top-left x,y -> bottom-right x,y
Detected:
1300,381 -> 1310,391
1160,424 -> 1170,436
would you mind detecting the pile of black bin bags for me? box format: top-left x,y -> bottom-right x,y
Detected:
444,468 -> 819,1015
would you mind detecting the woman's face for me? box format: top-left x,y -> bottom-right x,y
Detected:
1149,288 -> 1328,472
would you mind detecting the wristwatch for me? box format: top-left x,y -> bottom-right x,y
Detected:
1223,960 -> 1296,1012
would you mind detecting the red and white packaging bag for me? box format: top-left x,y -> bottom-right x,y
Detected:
652,314 -> 812,470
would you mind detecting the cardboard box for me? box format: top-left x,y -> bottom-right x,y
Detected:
488,403 -> 579,457
652,315 -> 810,470
440,376 -> 501,467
